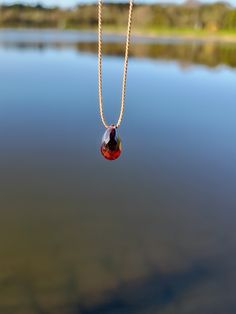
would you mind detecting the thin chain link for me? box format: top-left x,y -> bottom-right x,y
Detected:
98,0 -> 134,129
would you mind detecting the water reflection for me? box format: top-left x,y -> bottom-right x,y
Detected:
78,41 -> 236,69
0,31 -> 236,314
2,39 -> 236,69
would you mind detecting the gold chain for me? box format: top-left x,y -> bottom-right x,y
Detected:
98,0 -> 134,129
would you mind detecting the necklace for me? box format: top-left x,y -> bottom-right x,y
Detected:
98,0 -> 134,160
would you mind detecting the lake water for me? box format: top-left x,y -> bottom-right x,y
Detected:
0,30 -> 236,314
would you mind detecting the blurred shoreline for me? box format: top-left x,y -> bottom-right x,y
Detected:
1,28 -> 236,44
1,29 -> 236,69
1,2 -> 236,44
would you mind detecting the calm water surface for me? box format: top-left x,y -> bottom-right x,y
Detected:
0,30 -> 236,314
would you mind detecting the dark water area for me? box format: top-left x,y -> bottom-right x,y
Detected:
0,30 -> 236,314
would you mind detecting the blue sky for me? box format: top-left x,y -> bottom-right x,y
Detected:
2,0 -> 235,6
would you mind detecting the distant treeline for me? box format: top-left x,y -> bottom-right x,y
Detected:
1,2 -> 236,32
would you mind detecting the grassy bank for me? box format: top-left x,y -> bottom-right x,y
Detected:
1,2 -> 236,42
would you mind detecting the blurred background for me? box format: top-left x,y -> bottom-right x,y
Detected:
0,1 -> 236,314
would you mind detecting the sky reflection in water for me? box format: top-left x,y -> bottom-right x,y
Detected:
0,30 -> 236,314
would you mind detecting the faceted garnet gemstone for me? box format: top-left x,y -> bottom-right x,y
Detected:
101,125 -> 122,160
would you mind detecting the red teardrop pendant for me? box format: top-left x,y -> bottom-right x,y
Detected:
101,125 -> 122,160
